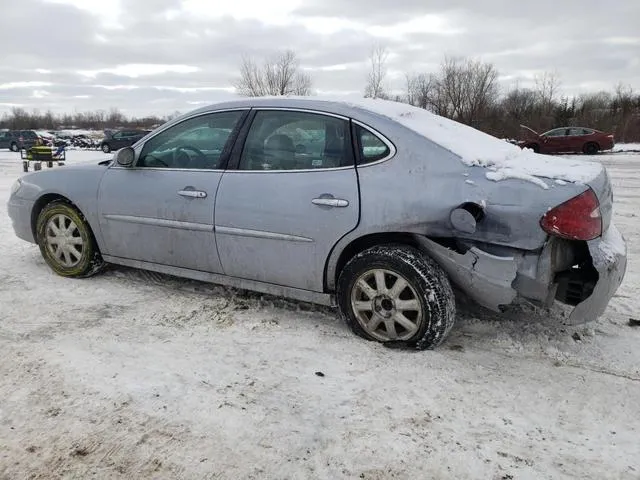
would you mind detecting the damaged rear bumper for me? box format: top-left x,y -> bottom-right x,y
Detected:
416,224 -> 627,323
566,224 -> 627,324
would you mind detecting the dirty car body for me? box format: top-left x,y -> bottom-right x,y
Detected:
8,97 -> 627,342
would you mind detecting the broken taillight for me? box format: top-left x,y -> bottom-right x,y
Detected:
540,189 -> 602,241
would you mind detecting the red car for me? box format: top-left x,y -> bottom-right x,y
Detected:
518,125 -> 615,155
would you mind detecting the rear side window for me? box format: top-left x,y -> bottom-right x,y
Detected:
355,124 -> 391,164
238,110 -> 351,171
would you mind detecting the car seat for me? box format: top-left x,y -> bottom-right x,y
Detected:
263,134 -> 296,170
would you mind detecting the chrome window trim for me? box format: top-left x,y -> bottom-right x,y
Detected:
108,166 -> 226,173
250,107 -> 350,121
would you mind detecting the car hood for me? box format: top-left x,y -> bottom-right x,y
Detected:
519,125 -> 540,137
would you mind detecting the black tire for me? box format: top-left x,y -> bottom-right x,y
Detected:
583,142 -> 599,155
10,142 -> 18,152
36,200 -> 104,278
101,143 -> 111,153
337,244 -> 456,350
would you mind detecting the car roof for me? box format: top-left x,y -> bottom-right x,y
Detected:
186,96 -> 386,119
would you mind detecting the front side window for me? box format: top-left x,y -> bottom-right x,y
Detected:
238,110 -> 351,171
355,124 -> 391,164
138,111 -> 243,169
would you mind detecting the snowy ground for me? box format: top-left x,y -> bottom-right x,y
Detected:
0,150 -> 639,480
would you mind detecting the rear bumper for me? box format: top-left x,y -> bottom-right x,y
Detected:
567,224 -> 627,324
7,196 -> 36,244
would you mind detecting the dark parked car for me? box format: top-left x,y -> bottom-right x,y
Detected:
518,125 -> 614,155
0,130 -> 40,151
100,129 -> 150,153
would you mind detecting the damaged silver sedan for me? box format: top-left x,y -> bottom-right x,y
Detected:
7,97 -> 627,349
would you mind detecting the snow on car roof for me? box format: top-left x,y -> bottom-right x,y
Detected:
338,97 -> 603,189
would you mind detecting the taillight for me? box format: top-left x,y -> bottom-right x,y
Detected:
540,189 -> 602,240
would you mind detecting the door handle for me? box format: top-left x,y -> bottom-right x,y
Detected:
178,190 -> 207,198
312,198 -> 349,208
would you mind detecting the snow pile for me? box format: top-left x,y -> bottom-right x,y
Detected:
612,143 -> 640,153
55,129 -> 104,138
344,98 -> 604,188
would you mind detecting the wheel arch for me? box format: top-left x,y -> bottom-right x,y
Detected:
326,231 -> 428,292
30,194 -> 100,250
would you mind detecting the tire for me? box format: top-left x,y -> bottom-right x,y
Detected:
36,200 -> 104,278
101,143 -> 111,153
583,142 -> 599,155
10,142 -> 18,152
337,244 -> 456,350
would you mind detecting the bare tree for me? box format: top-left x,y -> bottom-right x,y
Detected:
534,71 -> 561,115
433,56 -> 499,125
404,72 -> 436,110
364,45 -> 389,99
502,86 -> 537,122
235,50 -> 312,97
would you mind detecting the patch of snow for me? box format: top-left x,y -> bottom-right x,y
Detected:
612,143 -> 640,153
555,179 -> 568,186
486,168 -> 549,190
0,149 -> 639,479
465,179 -> 475,185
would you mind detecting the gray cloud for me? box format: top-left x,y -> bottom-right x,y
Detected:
0,0 -> 638,116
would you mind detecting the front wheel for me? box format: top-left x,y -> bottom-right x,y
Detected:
101,143 -> 111,153
36,201 -> 104,277
10,143 -> 18,152
337,245 -> 456,350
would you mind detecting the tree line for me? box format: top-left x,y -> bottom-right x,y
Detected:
2,48 -> 638,142
0,107 -> 174,132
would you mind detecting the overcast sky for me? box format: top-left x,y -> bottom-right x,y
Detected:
1,0 -> 638,117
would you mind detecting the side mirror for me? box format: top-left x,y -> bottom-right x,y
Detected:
115,146 -> 135,167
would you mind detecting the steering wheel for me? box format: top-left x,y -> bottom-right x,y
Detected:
174,145 -> 207,168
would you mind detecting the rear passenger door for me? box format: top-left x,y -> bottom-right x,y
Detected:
214,109 -> 360,292
567,127 -> 588,152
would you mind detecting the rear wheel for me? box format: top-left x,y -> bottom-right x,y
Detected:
10,142 -> 18,152
337,245 -> 456,350
36,201 -> 104,278
583,142 -> 599,155
101,143 -> 111,153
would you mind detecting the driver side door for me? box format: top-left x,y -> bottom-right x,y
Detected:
97,109 -> 248,273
